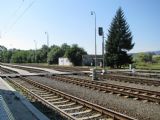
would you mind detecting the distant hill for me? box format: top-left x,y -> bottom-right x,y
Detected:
145,50 -> 160,55
130,50 -> 160,55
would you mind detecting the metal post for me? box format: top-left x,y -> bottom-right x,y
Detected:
98,27 -> 105,69
91,11 -> 97,68
102,32 -> 105,69
34,40 -> 37,62
45,32 -> 49,47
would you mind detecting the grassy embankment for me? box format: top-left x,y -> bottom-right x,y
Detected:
135,62 -> 160,70
134,54 -> 160,70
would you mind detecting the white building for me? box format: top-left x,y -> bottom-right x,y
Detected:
58,57 -> 72,66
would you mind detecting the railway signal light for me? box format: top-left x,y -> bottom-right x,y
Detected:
98,27 -> 103,36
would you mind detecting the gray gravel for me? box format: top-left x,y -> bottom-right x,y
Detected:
28,76 -> 160,120
70,75 -> 160,92
103,78 -> 160,92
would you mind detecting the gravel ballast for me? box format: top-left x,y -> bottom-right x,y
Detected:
28,76 -> 160,120
70,75 -> 160,92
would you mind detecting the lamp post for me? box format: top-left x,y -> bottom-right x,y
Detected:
34,40 -> 37,62
98,27 -> 105,69
45,32 -> 49,47
102,31 -> 105,69
91,11 -> 97,68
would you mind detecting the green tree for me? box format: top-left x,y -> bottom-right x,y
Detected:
105,7 -> 134,68
47,46 -> 64,64
0,45 -> 7,62
0,45 -> 7,51
39,45 -> 49,63
134,53 -> 153,63
61,43 -> 70,56
11,50 -> 28,63
3,50 -> 12,63
65,44 -> 87,66
25,50 -> 34,63
153,55 -> 160,63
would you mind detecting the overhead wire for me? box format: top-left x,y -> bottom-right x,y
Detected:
3,0 -> 36,35
3,0 -> 24,30
2,0 -> 24,37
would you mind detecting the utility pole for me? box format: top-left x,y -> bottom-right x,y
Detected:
34,40 -> 37,62
91,11 -> 97,68
102,32 -> 105,69
98,27 -> 105,69
45,32 -> 49,47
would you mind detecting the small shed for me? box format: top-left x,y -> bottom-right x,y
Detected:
58,57 -> 72,66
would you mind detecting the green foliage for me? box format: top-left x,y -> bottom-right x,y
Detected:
11,50 -> 29,63
38,45 -> 49,63
61,43 -> 70,51
26,50 -> 35,63
47,46 -> 64,64
0,45 -> 8,62
132,53 -> 160,70
153,55 -> 160,63
105,7 -> 134,68
0,45 -> 7,51
135,62 -> 160,70
0,43 -> 87,65
133,53 -> 152,63
65,44 -> 87,66
1,50 -> 12,63
61,43 -> 70,56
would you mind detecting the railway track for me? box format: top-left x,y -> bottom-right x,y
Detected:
50,76 -> 160,104
13,66 -> 48,73
32,65 -> 90,72
6,77 -> 136,120
109,71 -> 160,79
102,74 -> 160,86
0,66 -> 18,74
0,67 -> 7,74
9,64 -> 91,72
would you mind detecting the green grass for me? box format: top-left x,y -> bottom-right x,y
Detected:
135,62 -> 160,70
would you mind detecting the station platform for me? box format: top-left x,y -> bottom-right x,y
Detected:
1,63 -> 72,75
0,95 -> 15,120
0,65 -> 30,74
0,64 -> 78,79
0,77 -> 49,120
0,74 -> 20,78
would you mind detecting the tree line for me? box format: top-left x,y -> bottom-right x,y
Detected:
0,44 -> 87,66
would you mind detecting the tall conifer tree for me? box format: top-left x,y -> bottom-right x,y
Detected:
105,7 -> 134,68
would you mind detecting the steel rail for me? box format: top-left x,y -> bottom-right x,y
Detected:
6,77 -> 79,120
102,74 -> 160,86
109,70 -> 160,79
12,66 -> 47,73
0,67 -> 18,74
7,77 -> 136,120
51,76 -> 160,103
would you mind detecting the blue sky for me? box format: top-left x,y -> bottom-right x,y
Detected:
0,0 -> 160,54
